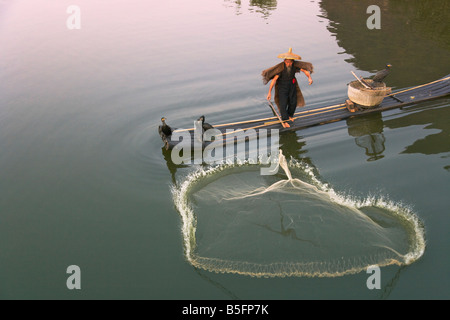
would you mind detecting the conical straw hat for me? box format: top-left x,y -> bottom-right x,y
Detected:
277,47 -> 301,60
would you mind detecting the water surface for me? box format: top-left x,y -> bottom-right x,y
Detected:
0,0 -> 449,299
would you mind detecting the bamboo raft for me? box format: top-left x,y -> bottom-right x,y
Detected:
159,75 -> 450,150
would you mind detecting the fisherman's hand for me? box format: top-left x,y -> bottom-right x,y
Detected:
267,92 -> 272,100
308,78 -> 313,85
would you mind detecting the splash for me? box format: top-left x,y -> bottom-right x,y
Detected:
171,151 -> 425,277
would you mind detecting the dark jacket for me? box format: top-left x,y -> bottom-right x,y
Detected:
261,61 -> 314,108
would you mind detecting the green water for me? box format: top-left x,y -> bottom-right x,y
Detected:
0,0 -> 449,299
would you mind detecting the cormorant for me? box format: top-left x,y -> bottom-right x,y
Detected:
159,117 -> 172,137
372,64 -> 392,83
197,115 -> 214,131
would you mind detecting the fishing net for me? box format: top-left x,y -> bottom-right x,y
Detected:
172,151 -> 425,277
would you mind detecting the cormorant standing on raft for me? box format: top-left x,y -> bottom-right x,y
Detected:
198,115 -> 214,131
159,117 -> 173,137
372,64 -> 392,84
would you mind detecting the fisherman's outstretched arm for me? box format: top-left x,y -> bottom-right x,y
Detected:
301,69 -> 313,85
267,75 -> 279,100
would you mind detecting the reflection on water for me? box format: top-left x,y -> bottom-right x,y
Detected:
347,113 -> 386,161
320,0 -> 450,87
384,101 -> 450,156
224,0 -> 278,19
161,146 -> 189,187
279,131 -> 308,161
345,101 -> 450,164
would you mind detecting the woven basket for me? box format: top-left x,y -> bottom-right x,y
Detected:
348,80 -> 391,107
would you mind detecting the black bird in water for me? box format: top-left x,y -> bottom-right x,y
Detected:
159,117 -> 172,137
372,64 -> 392,83
197,115 -> 214,131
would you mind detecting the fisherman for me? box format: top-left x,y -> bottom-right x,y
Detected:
262,48 -> 314,128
